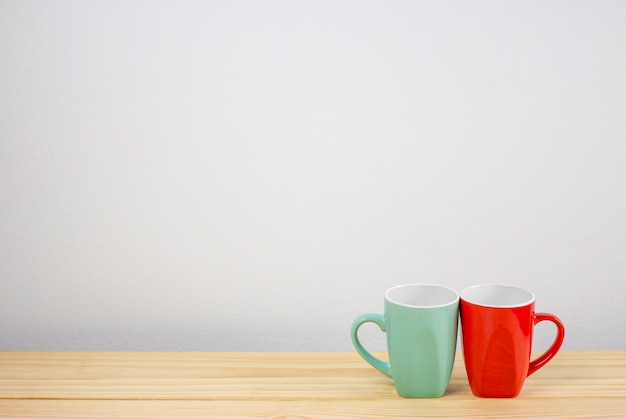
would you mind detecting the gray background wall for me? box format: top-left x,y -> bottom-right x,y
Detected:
1,0 -> 625,351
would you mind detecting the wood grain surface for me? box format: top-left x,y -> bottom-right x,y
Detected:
0,351 -> 624,418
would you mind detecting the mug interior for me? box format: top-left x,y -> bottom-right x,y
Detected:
460,284 -> 534,308
385,284 -> 458,308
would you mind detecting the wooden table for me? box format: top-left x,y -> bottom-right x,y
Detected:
0,351 -> 624,418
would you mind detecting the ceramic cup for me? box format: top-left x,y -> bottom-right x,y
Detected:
460,284 -> 565,398
351,284 -> 459,398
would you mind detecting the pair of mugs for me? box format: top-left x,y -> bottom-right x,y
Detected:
351,283 -> 565,398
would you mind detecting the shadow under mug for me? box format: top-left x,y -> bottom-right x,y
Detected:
351,284 -> 459,398
460,284 -> 565,398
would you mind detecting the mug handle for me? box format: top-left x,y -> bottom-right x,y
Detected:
351,313 -> 392,378
527,312 -> 565,376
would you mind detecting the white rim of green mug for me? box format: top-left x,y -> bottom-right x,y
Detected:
385,283 -> 459,309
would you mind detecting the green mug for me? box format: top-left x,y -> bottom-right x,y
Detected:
351,283 -> 459,398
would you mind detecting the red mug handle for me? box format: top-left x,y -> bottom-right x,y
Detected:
528,312 -> 565,376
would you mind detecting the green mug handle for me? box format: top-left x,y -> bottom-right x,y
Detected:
351,313 -> 392,378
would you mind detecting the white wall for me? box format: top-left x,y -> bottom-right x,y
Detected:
1,0 -> 625,351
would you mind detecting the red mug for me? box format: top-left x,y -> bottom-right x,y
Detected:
460,284 -> 565,398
